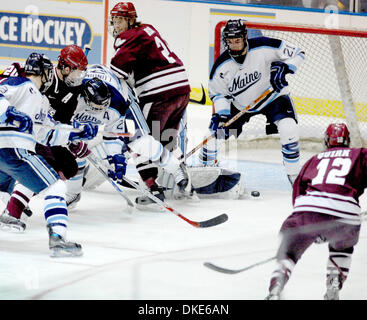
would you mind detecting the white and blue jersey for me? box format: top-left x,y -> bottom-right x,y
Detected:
85,64 -> 150,135
72,95 -> 127,157
209,37 -> 305,116
70,64 -> 133,157
0,76 -> 73,152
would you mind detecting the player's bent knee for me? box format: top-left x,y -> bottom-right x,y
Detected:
277,118 -> 299,145
128,135 -> 163,162
44,180 -> 67,199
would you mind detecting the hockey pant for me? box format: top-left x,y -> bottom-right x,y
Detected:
269,211 -> 360,293
0,148 -> 69,238
4,144 -> 79,219
200,95 -> 300,176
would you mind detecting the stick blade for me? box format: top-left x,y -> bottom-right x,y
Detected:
203,262 -> 240,274
198,213 -> 228,228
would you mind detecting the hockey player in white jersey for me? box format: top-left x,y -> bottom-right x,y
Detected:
0,53 -> 98,257
199,19 -> 305,185
71,64 -> 193,210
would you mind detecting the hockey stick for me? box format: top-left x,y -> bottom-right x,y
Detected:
83,44 -> 91,56
203,256 -> 276,274
35,123 -> 132,137
182,87 -> 275,160
189,84 -> 207,105
86,152 -> 135,213
120,174 -> 228,228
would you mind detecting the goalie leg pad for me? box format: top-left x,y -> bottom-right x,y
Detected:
158,167 -> 242,199
192,167 -> 241,197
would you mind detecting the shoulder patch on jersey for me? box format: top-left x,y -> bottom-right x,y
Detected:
210,51 -> 231,80
248,37 -> 282,50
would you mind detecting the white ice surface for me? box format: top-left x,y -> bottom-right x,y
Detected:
0,103 -> 367,300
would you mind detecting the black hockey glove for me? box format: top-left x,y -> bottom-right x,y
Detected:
209,113 -> 231,139
270,61 -> 294,92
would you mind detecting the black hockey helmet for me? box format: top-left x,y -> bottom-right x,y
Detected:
82,77 -> 111,113
25,53 -> 53,76
24,53 -> 54,89
222,19 -> 248,57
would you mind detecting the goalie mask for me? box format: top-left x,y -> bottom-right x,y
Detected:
222,19 -> 248,59
109,2 -> 138,37
324,123 -> 350,149
82,78 -> 111,114
25,53 -> 54,91
58,45 -> 88,87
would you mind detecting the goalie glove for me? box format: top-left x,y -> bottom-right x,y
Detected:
209,113 -> 231,139
270,61 -> 294,92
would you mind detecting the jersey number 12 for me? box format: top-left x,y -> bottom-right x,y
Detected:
312,157 -> 352,186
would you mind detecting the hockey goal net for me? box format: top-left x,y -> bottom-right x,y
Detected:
214,21 -> 367,151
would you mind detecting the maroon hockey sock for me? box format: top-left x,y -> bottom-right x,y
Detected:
7,191 -> 30,219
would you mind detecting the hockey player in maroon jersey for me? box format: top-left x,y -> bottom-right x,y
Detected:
0,45 -> 90,231
109,2 -> 193,207
265,123 -> 366,300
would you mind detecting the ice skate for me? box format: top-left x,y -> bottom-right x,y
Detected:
264,293 -> 281,300
23,206 -> 33,217
47,225 -> 83,258
287,174 -> 297,186
265,274 -> 286,300
66,193 -> 81,210
324,274 -> 342,300
135,185 -> 165,211
0,209 -> 26,233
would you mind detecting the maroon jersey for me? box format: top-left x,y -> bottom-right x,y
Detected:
110,23 -> 190,104
292,147 -> 367,224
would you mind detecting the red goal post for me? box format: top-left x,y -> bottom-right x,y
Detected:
214,20 -> 367,150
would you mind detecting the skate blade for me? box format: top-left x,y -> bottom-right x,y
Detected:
67,204 -> 78,211
50,248 -> 83,258
0,224 -> 25,233
173,191 -> 200,202
135,203 -> 165,212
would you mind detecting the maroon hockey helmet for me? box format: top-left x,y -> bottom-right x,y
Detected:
110,2 -> 137,19
324,123 -> 351,148
58,45 -> 88,71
